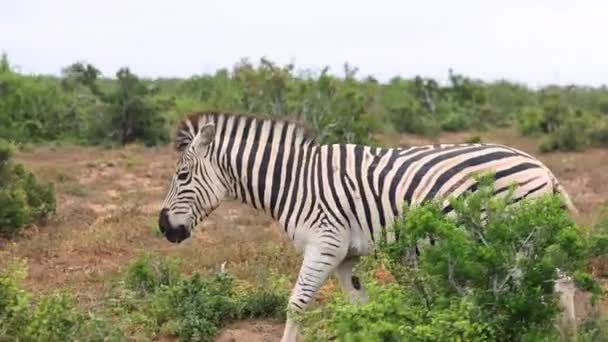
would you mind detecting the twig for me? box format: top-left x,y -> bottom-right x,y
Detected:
448,253 -> 465,295
470,226 -> 489,247
495,230 -> 536,295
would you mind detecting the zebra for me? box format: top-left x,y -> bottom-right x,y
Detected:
158,111 -> 578,342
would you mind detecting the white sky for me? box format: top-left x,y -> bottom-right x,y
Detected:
1,0 -> 607,87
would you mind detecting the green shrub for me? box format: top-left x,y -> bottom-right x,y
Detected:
516,95 -> 608,152
0,259 -> 29,338
0,68 -> 74,142
0,259 -> 124,341
465,135 -> 482,144
153,272 -> 241,341
485,81 -> 534,121
124,252 -> 180,295
538,114 -> 593,152
90,68 -> 170,146
23,292 -> 83,341
237,271 -> 289,320
0,139 -> 55,236
114,252 -> 288,341
577,312 -> 608,342
590,119 -> 608,147
288,65 -> 379,145
386,99 -> 441,137
150,270 -> 288,341
305,176 -> 605,341
305,280 -> 492,341
440,110 -> 472,131
516,106 -> 545,135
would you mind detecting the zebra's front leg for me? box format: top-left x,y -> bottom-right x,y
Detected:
334,256 -> 368,304
281,233 -> 349,342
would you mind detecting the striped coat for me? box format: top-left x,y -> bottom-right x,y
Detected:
159,112 -> 577,342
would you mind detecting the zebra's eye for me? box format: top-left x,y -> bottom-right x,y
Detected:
177,172 -> 189,181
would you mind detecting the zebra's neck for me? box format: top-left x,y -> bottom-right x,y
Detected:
207,113 -> 319,229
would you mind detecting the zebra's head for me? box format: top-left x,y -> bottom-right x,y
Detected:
159,118 -> 227,243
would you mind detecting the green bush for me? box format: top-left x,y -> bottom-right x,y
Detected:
150,270 -> 287,341
538,113 -> 593,152
515,91 -> 608,152
0,259 -> 124,341
439,109 -> 472,132
304,280 -> 492,341
485,81 -> 534,122
287,65 -> 379,145
0,68 -> 73,142
590,119 -> 608,147
516,106 -> 545,135
0,259 -> 29,338
124,252 -> 180,295
386,97 -> 440,137
0,139 -> 55,236
304,176 -> 606,341
464,135 -> 482,144
111,252 -> 288,341
23,292 -> 83,341
237,271 -> 289,320
90,68 -> 170,146
153,272 -> 241,341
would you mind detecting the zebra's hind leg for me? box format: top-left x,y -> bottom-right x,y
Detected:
281,232 -> 350,342
335,256 -> 368,303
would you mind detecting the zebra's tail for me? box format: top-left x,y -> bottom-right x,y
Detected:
550,174 -> 579,216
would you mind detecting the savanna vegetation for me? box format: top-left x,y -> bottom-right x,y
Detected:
2,53 -> 608,149
1,52 -> 607,341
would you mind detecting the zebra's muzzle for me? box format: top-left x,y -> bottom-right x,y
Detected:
158,208 -> 191,244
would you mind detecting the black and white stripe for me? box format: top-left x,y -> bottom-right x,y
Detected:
160,111 -> 577,342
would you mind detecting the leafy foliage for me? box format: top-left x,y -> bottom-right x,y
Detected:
3,53 -> 608,150
108,253 -> 289,341
101,68 -> 170,146
304,176 -> 606,341
0,259 -> 124,341
124,252 -> 180,295
516,90 -> 608,152
0,138 -> 55,236
0,259 -> 29,338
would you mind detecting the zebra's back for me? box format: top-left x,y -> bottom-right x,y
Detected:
317,142 -> 565,252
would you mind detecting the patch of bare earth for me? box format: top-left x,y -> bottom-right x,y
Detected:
214,320 -> 285,342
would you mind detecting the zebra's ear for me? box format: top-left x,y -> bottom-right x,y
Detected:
196,123 -> 216,148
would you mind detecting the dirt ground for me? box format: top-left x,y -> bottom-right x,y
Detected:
1,128 -> 607,341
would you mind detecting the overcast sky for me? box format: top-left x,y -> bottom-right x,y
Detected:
2,0 -> 607,87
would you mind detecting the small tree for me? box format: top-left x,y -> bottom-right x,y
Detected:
61,62 -> 102,96
0,53 -> 10,73
100,68 -> 169,146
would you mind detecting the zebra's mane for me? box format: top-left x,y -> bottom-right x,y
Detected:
174,111 -> 317,152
